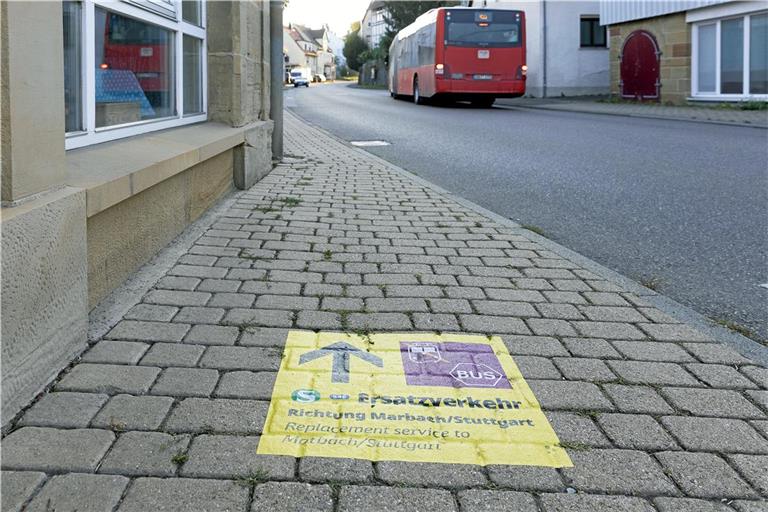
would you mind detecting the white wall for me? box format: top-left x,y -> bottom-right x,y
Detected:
317,51 -> 335,78
545,1 -> 610,96
600,0 -> 726,25
479,1 -> 544,95
328,30 -> 346,66
473,0 -> 609,97
284,29 -> 308,68
362,6 -> 387,48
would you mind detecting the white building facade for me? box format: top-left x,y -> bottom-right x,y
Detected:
466,0 -> 611,97
327,30 -> 347,68
361,1 -> 388,49
284,24 -> 336,79
284,26 -> 315,72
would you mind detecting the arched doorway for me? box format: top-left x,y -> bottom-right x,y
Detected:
620,30 -> 660,100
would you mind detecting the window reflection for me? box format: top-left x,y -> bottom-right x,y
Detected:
720,18 -> 744,94
182,0 -> 202,26
697,24 -> 716,92
750,14 -> 768,94
95,8 -> 175,127
183,35 -> 203,114
63,1 -> 82,132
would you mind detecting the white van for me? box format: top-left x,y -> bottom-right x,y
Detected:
290,69 -> 310,87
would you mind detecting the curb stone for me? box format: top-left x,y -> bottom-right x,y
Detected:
495,101 -> 768,130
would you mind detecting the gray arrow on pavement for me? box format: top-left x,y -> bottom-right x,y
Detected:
298,341 -> 383,383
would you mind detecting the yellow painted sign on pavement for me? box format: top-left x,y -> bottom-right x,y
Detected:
257,331 -> 572,467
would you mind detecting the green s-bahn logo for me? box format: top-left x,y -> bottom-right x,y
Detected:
291,389 -> 320,403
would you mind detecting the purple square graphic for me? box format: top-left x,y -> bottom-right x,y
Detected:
400,341 -> 511,389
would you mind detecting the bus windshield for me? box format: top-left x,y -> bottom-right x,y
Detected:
445,10 -> 521,47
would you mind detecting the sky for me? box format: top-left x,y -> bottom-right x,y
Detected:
284,0 -> 371,36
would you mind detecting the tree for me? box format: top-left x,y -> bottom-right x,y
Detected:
343,22 -> 368,71
381,1 -> 459,56
360,44 -> 387,64
334,55 -> 349,77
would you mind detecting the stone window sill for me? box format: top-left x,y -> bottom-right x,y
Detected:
66,121 -> 259,217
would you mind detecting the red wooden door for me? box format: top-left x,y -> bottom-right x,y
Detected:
620,30 -> 660,99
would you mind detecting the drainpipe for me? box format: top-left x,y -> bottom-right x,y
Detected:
541,0 -> 547,98
269,0 -> 284,160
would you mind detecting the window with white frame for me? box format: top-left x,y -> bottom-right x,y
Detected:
63,0 -> 207,150
692,11 -> 768,99
368,8 -> 387,48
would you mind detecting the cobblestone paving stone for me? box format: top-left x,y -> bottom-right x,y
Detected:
2,112 -> 767,511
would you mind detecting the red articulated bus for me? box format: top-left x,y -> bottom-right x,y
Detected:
388,7 -> 526,107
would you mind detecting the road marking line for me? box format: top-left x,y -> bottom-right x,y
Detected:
350,140 -> 391,147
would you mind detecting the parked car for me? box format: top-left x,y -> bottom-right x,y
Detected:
290,70 -> 310,87
312,73 -> 327,83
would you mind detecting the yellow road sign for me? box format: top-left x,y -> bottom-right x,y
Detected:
257,331 -> 572,467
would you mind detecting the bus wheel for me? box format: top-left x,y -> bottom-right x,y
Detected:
413,76 -> 422,105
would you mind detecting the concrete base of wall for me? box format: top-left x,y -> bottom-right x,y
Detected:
1,0 -> 274,431
1,187 -> 88,427
1,122 -> 273,428
359,61 -> 388,87
87,149 -> 236,308
526,86 -> 610,98
234,122 -> 273,190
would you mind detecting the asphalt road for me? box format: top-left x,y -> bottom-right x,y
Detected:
285,82 -> 768,343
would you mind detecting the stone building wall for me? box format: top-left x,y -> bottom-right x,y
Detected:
359,60 -> 388,87
208,0 -> 272,126
608,12 -> 692,104
1,0 -> 275,428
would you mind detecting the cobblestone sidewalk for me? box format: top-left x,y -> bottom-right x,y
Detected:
3,112 -> 767,512
497,98 -> 768,128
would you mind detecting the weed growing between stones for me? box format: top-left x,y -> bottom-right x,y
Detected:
235,469 -> 270,486
171,452 -> 189,465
